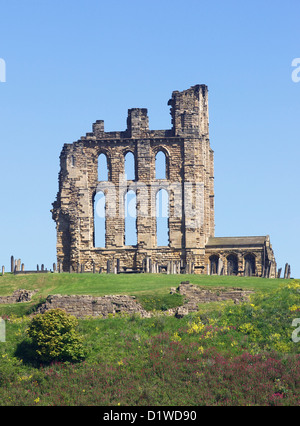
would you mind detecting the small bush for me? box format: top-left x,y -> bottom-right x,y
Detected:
26,309 -> 85,364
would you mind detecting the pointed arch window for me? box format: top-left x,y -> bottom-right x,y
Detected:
124,190 -> 137,246
98,153 -> 108,181
124,151 -> 135,181
94,191 -> 106,248
155,151 -> 167,179
227,254 -> 238,276
156,188 -> 169,246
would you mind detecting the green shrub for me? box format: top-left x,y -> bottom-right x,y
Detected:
26,309 -> 85,363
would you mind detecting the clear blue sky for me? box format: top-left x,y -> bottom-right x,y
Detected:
0,0 -> 299,277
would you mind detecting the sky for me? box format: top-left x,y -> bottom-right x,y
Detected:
0,0 -> 299,277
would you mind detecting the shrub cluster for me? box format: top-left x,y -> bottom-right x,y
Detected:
26,309 -> 85,363
1,281 -> 300,405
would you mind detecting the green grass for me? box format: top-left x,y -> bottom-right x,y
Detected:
0,272 -> 292,317
0,272 -> 290,296
1,281 -> 300,405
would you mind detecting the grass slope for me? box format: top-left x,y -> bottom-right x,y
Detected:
0,272 -> 290,317
0,280 -> 300,406
0,272 -> 289,296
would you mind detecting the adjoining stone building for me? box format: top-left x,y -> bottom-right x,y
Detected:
52,84 -> 276,277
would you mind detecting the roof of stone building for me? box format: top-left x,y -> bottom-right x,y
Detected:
206,236 -> 267,248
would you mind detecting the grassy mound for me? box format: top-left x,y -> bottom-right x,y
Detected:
0,272 -> 290,317
0,276 -> 299,406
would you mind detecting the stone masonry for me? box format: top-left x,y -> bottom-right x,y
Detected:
34,282 -> 253,319
52,85 -> 214,274
0,289 -> 38,304
52,84 -> 276,277
36,294 -> 151,319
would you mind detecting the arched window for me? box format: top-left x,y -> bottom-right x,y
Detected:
227,254 -> 238,276
124,152 -> 135,180
155,151 -> 167,179
156,188 -> 169,246
244,253 -> 256,277
124,190 -> 137,245
94,191 -> 106,248
209,255 -> 219,275
98,153 -> 108,181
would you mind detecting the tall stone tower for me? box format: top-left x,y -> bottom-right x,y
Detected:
52,85 -> 215,273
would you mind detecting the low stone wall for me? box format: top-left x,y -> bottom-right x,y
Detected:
172,282 -> 254,317
36,294 -> 152,319
0,283 -> 254,319
0,289 -> 38,304
34,283 -> 254,319
177,281 -> 253,303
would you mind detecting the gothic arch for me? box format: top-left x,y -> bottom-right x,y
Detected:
124,189 -> 137,246
154,147 -> 169,179
97,152 -> 110,181
209,254 -> 219,275
227,253 -> 238,276
156,188 -> 170,246
124,151 -> 136,181
244,253 -> 256,277
93,191 -> 106,248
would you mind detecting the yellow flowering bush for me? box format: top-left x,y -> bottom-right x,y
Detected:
289,305 -> 300,312
187,318 -> 205,334
287,281 -> 300,291
26,309 -> 85,363
171,332 -> 182,342
239,323 -> 256,335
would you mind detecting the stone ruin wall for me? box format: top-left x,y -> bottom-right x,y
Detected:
205,246 -> 274,277
52,85 -> 215,274
35,282 -> 253,319
0,289 -> 38,304
51,84 -> 277,278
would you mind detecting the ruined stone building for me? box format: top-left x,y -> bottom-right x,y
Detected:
52,85 -> 276,277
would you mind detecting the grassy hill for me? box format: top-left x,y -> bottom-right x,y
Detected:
0,271 -> 289,296
0,272 -> 290,317
0,273 -> 299,406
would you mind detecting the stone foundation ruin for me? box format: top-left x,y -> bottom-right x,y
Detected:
52,84 -> 276,277
33,281 -> 253,319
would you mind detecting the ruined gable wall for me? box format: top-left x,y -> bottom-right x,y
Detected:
52,85 -> 215,273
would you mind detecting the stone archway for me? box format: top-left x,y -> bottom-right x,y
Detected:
244,253 -> 256,276
227,254 -> 238,276
209,255 -> 219,275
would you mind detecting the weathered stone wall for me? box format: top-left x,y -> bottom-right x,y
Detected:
52,85 -> 215,274
36,294 -> 151,318
175,281 -> 253,310
33,282 -> 254,319
52,84 -> 276,277
0,289 -> 37,304
205,235 -> 277,278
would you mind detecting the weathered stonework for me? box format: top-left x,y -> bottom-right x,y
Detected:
52,85 -> 214,274
0,289 -> 38,304
175,281 -> 253,313
34,283 -> 254,319
52,84 -> 276,277
36,294 -> 151,318
205,236 -> 276,278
